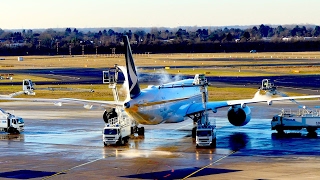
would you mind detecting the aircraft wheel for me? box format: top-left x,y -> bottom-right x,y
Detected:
138,127 -> 145,136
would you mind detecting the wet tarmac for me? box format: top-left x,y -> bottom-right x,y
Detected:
1,101 -> 320,179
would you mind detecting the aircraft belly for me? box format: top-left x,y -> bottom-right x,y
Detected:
125,88 -> 202,125
165,96 -> 202,123
126,109 -> 164,125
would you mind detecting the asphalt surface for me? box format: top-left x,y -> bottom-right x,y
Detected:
1,60 -> 320,179
1,101 -> 320,179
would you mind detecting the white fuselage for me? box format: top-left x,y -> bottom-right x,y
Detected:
125,79 -> 202,125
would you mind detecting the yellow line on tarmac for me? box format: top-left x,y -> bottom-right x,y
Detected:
42,152 -> 115,180
181,150 -> 237,180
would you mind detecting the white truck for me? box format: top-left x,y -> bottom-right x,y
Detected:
196,122 -> 216,147
0,108 -> 24,134
102,65 -> 143,146
271,108 -> 320,134
102,108 -> 135,146
193,74 -> 217,147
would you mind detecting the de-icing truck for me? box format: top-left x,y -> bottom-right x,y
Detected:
0,108 -> 24,134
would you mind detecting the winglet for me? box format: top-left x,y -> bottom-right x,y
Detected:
123,35 -> 141,98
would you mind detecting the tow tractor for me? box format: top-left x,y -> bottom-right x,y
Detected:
102,65 -> 142,146
192,74 -> 216,147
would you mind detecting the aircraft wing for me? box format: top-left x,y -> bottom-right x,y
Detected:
0,97 -> 123,109
186,95 -> 320,115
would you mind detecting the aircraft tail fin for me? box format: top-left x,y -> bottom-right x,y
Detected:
123,35 -> 141,98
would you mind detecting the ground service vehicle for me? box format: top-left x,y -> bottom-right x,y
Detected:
192,74 -> 217,147
272,108 -> 320,134
0,108 -> 24,134
102,109 -> 134,145
196,122 -> 216,147
102,66 -> 141,146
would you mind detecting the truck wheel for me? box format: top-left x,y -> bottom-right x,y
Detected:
192,127 -> 197,138
124,137 -> 129,143
276,127 -> 284,134
307,127 -> 316,133
210,139 -> 217,148
7,127 -> 14,134
116,137 -> 123,145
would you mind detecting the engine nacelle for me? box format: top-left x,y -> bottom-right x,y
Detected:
103,108 -> 117,123
227,105 -> 251,126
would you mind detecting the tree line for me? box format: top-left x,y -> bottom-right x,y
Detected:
0,24 -> 320,56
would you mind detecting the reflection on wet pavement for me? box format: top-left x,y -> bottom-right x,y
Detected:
1,101 -> 320,179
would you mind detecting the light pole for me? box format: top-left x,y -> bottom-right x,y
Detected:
81,45 -> 85,56
56,42 -> 59,55
110,48 -> 116,57
69,44 -> 72,56
38,40 -> 41,50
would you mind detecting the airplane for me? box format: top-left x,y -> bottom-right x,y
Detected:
1,36 -> 320,129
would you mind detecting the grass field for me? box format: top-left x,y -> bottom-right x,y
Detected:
0,52 -> 318,101
0,84 -> 306,102
1,52 -> 320,69
0,74 -> 58,83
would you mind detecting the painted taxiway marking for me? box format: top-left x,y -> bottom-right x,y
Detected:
172,122 -> 193,131
182,150 -> 237,180
41,152 -> 115,180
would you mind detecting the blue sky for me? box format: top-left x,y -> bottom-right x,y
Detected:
1,0 -> 319,29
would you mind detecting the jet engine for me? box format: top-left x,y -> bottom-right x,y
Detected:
227,105 -> 251,126
103,108 -> 117,123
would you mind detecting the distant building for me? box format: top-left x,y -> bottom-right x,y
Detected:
261,37 -> 272,42
282,37 -> 292,41
303,37 -> 317,41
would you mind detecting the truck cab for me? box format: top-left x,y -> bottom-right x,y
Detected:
0,108 -> 24,134
196,123 -> 216,147
103,124 -> 123,145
